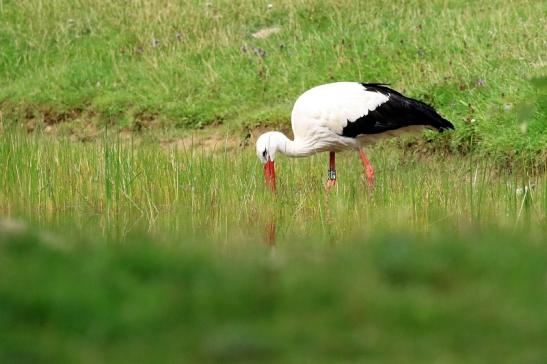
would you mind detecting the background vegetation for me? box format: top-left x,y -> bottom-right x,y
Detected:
1,0 -> 545,162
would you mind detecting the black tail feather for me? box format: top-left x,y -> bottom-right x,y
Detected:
407,97 -> 455,132
341,84 -> 455,138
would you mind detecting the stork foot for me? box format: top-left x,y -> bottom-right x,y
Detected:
361,174 -> 375,188
365,165 -> 375,188
325,178 -> 337,191
358,148 -> 375,189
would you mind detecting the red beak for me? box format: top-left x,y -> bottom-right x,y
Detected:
264,159 -> 276,192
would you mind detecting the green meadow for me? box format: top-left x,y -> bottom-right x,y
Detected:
0,0 -> 546,362
1,0 -> 545,161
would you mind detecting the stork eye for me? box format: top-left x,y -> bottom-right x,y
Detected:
262,149 -> 267,157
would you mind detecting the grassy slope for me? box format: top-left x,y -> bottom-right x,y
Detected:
0,0 -> 546,160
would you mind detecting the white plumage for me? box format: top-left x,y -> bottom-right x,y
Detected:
291,82 -> 389,136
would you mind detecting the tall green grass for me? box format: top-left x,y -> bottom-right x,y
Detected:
1,0 -> 546,160
1,129 -> 545,241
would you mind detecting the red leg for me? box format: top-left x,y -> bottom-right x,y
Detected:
326,152 -> 336,189
359,148 -> 375,188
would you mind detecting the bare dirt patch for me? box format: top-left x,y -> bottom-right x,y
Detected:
160,131 -> 242,153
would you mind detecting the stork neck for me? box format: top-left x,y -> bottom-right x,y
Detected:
277,134 -> 314,158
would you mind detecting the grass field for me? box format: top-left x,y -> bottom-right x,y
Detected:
1,0 -> 546,161
0,0 -> 546,362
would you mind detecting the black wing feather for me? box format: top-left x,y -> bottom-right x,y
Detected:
341,83 -> 454,138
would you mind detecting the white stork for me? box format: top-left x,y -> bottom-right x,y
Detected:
256,82 -> 454,191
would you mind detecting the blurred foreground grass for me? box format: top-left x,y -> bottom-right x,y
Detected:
1,227 -> 546,363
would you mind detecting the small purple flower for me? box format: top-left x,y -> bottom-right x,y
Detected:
477,79 -> 486,87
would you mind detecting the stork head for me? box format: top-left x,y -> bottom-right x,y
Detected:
256,132 -> 285,163
256,132 -> 284,192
